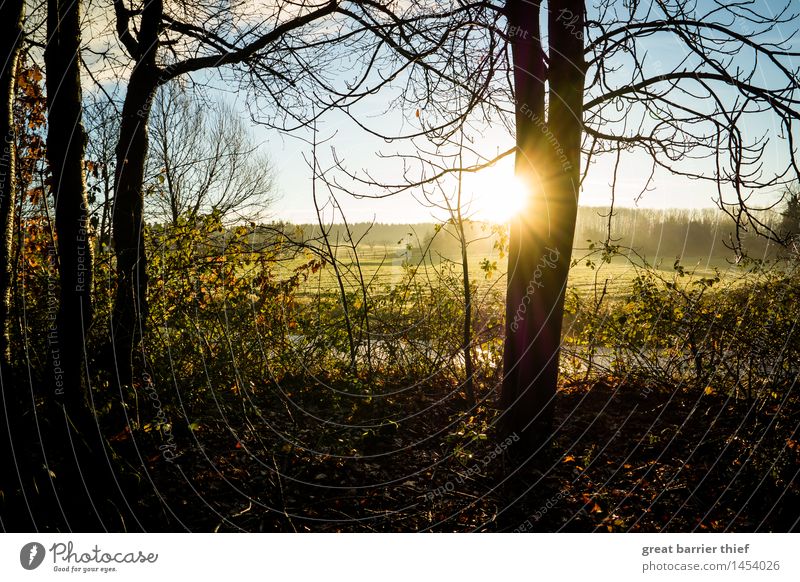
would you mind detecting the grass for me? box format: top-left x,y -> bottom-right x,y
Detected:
270,243 -> 738,301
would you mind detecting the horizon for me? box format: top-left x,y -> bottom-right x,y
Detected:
259,202 -> 778,227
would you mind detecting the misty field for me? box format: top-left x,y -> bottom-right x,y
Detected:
277,244 -> 734,298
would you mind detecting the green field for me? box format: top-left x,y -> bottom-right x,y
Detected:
272,244 -> 735,300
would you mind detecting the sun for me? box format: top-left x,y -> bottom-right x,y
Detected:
463,162 -> 528,223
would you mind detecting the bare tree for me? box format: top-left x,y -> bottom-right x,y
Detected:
107,0 -> 368,382
450,158 -> 477,406
146,83 -> 274,227
84,93 -> 120,250
417,140 -> 495,406
498,0 -> 586,452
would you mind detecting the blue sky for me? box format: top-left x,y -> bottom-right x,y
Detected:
86,0 -> 800,224
249,0 -> 800,224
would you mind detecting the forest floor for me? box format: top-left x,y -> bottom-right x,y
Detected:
139,375 -> 800,532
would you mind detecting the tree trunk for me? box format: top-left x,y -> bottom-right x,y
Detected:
502,0 -> 585,453
457,210 -> 475,405
0,0 -> 24,367
111,0 -> 161,384
112,68 -> 157,384
45,0 -> 93,415
0,0 -> 26,529
42,0 -> 142,532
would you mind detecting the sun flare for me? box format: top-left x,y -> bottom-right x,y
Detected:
464,163 -> 528,224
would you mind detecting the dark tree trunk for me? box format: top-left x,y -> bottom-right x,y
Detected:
45,0 -> 93,417
0,0 -> 24,367
112,70 -> 157,384
502,0 -> 585,454
42,0 -> 141,532
0,0 -> 26,528
111,0 -> 161,384
457,209 -> 475,405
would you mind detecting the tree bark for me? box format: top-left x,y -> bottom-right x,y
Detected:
502,0 -> 585,453
0,0 -> 26,529
43,0 -> 142,532
0,0 -> 24,367
456,198 -> 475,405
111,0 -> 161,384
45,0 -> 93,414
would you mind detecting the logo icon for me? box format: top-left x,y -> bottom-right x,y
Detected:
20,542 -> 46,570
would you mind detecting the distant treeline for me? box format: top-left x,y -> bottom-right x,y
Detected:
573,206 -> 780,262
261,206 -> 783,263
